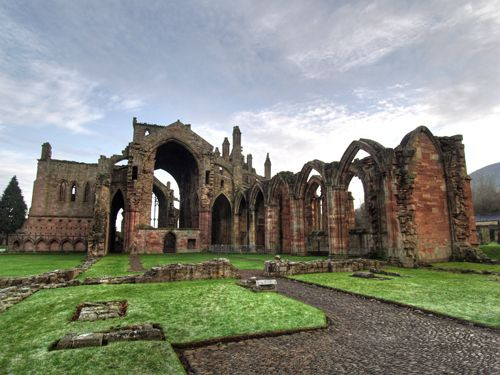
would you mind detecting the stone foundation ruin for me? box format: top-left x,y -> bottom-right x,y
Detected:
9,119 -> 482,266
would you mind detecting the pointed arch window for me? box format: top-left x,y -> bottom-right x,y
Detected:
70,182 -> 77,202
59,181 -> 67,202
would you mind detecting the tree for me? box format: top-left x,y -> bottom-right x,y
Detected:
0,176 -> 27,243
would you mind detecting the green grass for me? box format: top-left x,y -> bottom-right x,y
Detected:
0,253 -> 85,277
0,279 -> 326,374
291,268 -> 500,328
141,253 -> 327,270
480,242 -> 500,260
432,262 -> 500,273
76,254 -> 141,280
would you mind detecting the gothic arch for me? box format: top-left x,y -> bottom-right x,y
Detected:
293,160 -> 326,199
35,239 -> 48,251
249,182 -> 265,210
334,139 -> 387,186
211,193 -> 232,245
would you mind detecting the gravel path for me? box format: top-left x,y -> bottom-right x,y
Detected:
181,278 -> 500,374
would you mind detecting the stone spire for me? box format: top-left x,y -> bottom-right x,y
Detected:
222,137 -> 230,160
231,126 -> 242,162
247,154 -> 253,171
40,142 -> 52,160
265,153 -> 271,179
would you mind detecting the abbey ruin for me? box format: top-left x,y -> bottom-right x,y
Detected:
9,119 -> 480,266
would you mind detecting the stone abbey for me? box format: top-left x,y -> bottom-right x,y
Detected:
9,119 -> 480,266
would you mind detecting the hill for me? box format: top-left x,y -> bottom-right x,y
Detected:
470,162 -> 500,190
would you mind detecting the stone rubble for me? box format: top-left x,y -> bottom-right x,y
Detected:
51,323 -> 165,350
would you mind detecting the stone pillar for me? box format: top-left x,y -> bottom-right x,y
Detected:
248,209 -> 256,251
199,209 -> 211,250
327,185 -> 349,257
265,204 -> 275,252
290,198 -> 306,255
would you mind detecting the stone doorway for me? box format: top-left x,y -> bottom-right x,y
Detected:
163,232 -> 176,253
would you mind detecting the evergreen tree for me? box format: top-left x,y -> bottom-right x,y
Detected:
0,176 -> 27,241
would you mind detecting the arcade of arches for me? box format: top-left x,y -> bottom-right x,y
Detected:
11,119 -> 482,266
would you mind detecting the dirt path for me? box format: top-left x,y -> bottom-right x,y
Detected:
128,254 -> 145,272
181,278 -> 500,374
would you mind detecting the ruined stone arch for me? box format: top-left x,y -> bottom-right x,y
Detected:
330,139 -> 391,257
109,189 -> 125,253
145,138 -> 201,229
294,160 -> 326,199
249,182 -> 266,210
211,193 -> 232,246
234,191 -> 248,247
249,182 -> 266,250
304,175 -> 327,232
335,139 -> 387,186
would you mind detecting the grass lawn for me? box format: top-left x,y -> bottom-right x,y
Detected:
291,268 -> 500,328
0,253 -> 85,277
480,242 -> 500,260
0,279 -> 326,374
76,254 -> 141,280
432,262 -> 500,273
141,253 -> 327,270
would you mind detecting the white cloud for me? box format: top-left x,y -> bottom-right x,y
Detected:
223,94 -> 498,187
0,62 -> 104,133
0,150 -> 37,209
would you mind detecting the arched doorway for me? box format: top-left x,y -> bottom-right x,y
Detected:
109,190 -> 125,253
154,141 -> 199,229
211,194 -> 232,246
163,232 -> 176,253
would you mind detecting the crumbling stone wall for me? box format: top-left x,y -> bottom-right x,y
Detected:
264,258 -> 383,276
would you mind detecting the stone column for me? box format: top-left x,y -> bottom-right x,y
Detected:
327,185 -> 349,257
248,209 -> 256,251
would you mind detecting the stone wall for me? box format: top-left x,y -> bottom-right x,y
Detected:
264,258 -> 383,276
83,259 -> 239,284
135,228 -> 201,253
0,257 -> 98,288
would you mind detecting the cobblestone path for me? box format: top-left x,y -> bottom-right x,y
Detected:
181,278 -> 500,374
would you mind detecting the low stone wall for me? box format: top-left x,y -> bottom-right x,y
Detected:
83,258 -> 239,285
264,258 -> 384,277
135,228 -> 201,253
0,257 -> 99,288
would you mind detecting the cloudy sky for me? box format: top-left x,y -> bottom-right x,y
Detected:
1,0 -> 499,208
